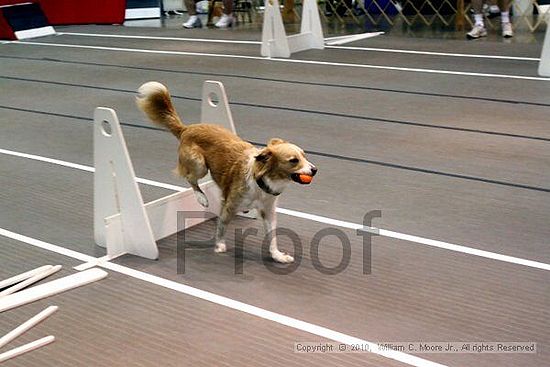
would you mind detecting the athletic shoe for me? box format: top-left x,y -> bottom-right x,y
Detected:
502,22 -> 514,38
466,25 -> 487,39
215,14 -> 235,28
183,15 -> 202,28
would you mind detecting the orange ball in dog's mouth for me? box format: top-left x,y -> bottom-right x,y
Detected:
291,173 -> 313,185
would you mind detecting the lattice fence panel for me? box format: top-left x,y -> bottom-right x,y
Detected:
319,0 -> 550,31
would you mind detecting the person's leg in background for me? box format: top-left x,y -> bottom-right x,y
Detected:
499,0 -> 513,37
183,0 -> 202,28
282,0 -> 297,23
467,0 -> 488,39
215,0 -> 235,27
324,0 -> 353,17
486,0 -> 501,18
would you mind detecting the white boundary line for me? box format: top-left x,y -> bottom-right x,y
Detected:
1,147 -> 549,272
0,148 -> 183,192
0,227 -> 446,367
0,228 -> 95,263
57,32 -> 539,61
0,148 -> 94,172
56,32 -> 261,45
7,41 -> 550,82
275,209 -> 550,271
324,45 -> 539,61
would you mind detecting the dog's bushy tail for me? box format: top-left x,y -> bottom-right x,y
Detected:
136,81 -> 186,137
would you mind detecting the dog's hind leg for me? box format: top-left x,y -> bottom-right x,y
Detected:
177,147 -> 209,207
187,177 -> 209,208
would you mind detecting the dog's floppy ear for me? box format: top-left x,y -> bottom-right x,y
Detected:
255,147 -> 272,163
268,138 -> 285,146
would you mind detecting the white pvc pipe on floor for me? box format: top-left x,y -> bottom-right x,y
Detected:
0,335 -> 55,363
0,265 -> 53,290
0,306 -> 58,349
0,268 -> 108,313
0,265 -> 62,297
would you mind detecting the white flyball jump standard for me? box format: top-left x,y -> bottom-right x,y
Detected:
94,81 -> 237,260
538,6 -> 550,77
261,0 -> 324,58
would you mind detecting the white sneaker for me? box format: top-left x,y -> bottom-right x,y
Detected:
502,22 -> 513,38
215,14 -> 234,28
466,25 -> 487,39
183,15 -> 202,28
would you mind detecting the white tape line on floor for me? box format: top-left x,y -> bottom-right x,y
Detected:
57,32 -> 539,61
0,227 -> 447,367
1,147 -> 549,272
10,41 -> 550,82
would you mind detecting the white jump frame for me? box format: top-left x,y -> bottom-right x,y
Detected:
538,6 -> 550,77
94,81 -> 238,260
261,0 -> 324,58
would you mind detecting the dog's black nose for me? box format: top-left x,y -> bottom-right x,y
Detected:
311,166 -> 318,176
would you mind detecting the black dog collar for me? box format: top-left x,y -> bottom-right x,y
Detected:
256,177 -> 281,196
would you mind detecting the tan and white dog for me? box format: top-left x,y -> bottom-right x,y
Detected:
136,82 -> 317,263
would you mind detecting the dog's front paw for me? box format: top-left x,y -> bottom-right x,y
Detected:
195,192 -> 209,207
214,241 -> 227,253
271,251 -> 294,263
